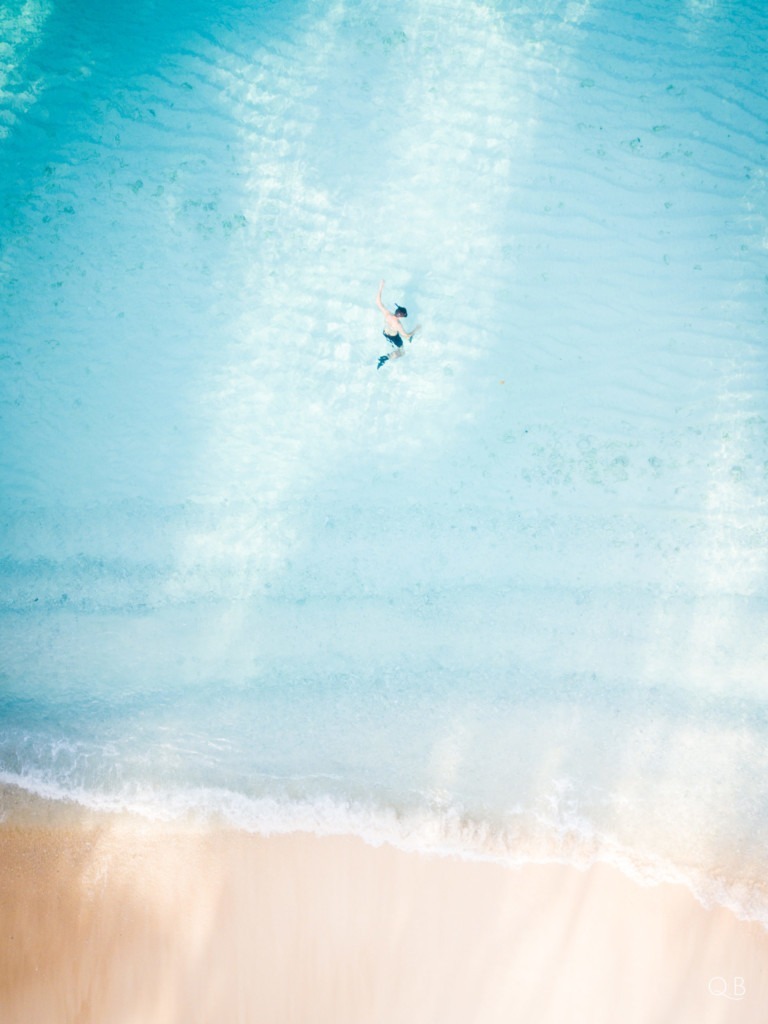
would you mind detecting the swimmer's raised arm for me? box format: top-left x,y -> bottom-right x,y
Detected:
376,279 -> 388,314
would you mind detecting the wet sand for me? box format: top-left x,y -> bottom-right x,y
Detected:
1,793 -> 766,1024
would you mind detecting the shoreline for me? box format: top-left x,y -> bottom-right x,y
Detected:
2,777 -> 766,926
2,789 -> 767,1023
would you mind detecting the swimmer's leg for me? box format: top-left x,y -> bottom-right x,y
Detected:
377,348 -> 404,369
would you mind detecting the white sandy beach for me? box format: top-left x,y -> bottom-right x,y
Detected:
1,794 -> 766,1024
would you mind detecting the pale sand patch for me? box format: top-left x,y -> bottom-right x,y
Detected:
0,799 -> 766,1024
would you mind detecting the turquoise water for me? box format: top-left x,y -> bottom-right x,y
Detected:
1,0 -> 767,919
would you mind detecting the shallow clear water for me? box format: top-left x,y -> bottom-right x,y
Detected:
1,0 -> 767,919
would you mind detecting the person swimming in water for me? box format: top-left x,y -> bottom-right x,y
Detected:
375,279 -> 420,369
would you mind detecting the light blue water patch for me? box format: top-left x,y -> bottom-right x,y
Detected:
1,0 -> 767,918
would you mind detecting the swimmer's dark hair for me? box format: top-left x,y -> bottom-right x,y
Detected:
394,305 -> 407,318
